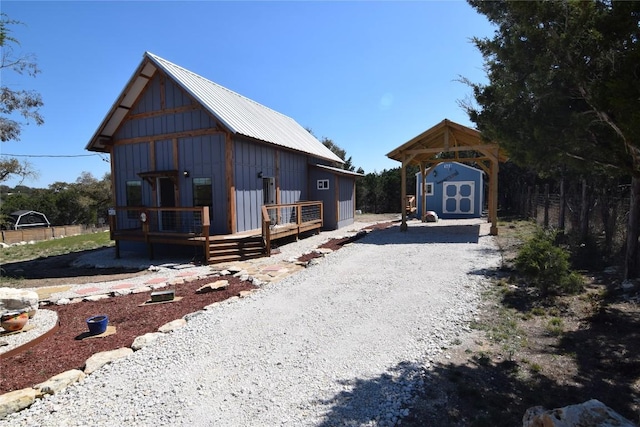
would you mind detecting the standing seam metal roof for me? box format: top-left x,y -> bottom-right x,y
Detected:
145,52 -> 343,164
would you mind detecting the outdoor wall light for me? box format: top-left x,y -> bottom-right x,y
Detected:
183,170 -> 190,177
257,171 -> 263,179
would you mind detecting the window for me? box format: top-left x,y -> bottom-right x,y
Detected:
193,178 -> 213,206
426,183 -> 434,196
126,181 -> 142,219
317,179 -> 329,190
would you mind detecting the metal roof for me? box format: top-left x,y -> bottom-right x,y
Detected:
313,163 -> 364,178
87,52 -> 343,165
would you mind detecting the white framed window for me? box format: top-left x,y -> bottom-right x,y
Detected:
317,179 -> 330,190
426,183 -> 434,196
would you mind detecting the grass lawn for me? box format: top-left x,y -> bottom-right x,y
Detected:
1,230 -> 113,264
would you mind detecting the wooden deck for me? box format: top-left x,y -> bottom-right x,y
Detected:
108,202 -> 323,264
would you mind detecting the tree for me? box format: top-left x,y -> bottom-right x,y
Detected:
465,0 -> 640,279
320,136 -> 357,172
0,13 -> 44,182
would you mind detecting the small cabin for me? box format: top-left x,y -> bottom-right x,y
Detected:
415,162 -> 484,219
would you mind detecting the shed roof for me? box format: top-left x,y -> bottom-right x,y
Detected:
86,52 -> 343,165
386,119 -> 508,165
313,163 -> 364,178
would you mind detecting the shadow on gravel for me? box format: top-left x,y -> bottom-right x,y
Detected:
356,223 -> 482,245
314,361 -> 425,427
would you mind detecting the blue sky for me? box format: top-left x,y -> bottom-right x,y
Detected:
1,0 -> 494,188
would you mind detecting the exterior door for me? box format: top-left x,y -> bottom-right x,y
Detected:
157,177 -> 176,231
262,177 -> 276,223
442,181 -> 475,215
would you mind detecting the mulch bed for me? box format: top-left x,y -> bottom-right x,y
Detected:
2,221 -> 395,395
296,222 -> 394,264
0,276 -> 256,394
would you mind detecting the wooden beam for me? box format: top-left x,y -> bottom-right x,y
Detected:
225,133 -> 235,234
405,144 -> 500,157
114,128 -> 226,146
173,138 -> 180,207
125,104 -> 200,121
420,162 -> 427,222
160,74 -> 166,110
275,150 -> 280,205
400,157 -> 408,231
149,140 -> 157,203
109,145 -> 116,206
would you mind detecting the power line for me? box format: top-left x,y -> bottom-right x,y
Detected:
1,153 -> 105,158
1,153 -> 110,163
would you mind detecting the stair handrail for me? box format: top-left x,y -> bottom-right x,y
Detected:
261,205 -> 271,256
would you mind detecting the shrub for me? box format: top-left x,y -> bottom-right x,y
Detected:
514,228 -> 584,295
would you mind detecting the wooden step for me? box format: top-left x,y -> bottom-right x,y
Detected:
208,235 -> 266,264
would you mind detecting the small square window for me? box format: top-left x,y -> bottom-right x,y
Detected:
426,183 -> 434,196
317,179 -> 329,190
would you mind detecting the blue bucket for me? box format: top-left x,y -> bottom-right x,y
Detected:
86,315 -> 109,335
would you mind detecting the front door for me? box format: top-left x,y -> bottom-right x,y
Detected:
442,181 -> 475,215
263,177 -> 276,223
157,177 -> 176,231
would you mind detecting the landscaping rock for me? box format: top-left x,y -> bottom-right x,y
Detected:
158,318 -> 187,333
33,369 -> 85,397
83,294 -> 109,302
0,288 -> 39,317
196,280 -> 229,293
0,388 -> 36,419
84,347 -> 133,374
523,399 -> 635,427
183,310 -> 205,321
131,332 -> 162,351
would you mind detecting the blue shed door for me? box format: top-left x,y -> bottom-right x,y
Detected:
443,181 -> 475,215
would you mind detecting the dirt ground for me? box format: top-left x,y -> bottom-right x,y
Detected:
402,222 -> 640,426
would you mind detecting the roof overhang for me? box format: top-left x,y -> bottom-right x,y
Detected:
86,60 -> 158,152
386,119 -> 508,166
137,170 -> 179,187
312,163 -> 364,178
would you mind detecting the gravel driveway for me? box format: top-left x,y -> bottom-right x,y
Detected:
5,219 -> 500,427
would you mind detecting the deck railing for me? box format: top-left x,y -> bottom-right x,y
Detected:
261,201 -> 323,256
108,206 -> 210,259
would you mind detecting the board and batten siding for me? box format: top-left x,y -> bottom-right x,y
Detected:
233,139 -> 310,233
278,150 -> 308,204
115,74 -> 217,140
113,142 -> 151,229
234,138 -> 276,233
336,177 -> 355,229
178,135 -> 227,234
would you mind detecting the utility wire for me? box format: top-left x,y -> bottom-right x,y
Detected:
1,153 -> 104,158
1,153 -> 110,162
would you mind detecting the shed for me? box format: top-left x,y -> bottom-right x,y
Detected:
9,210 -> 51,229
415,162 -> 484,219
386,119 -> 507,235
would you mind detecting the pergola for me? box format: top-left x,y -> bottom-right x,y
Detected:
386,119 -> 508,235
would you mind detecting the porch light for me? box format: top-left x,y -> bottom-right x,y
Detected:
183,170 -> 190,177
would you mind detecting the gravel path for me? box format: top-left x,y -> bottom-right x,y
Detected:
4,219 -> 500,427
